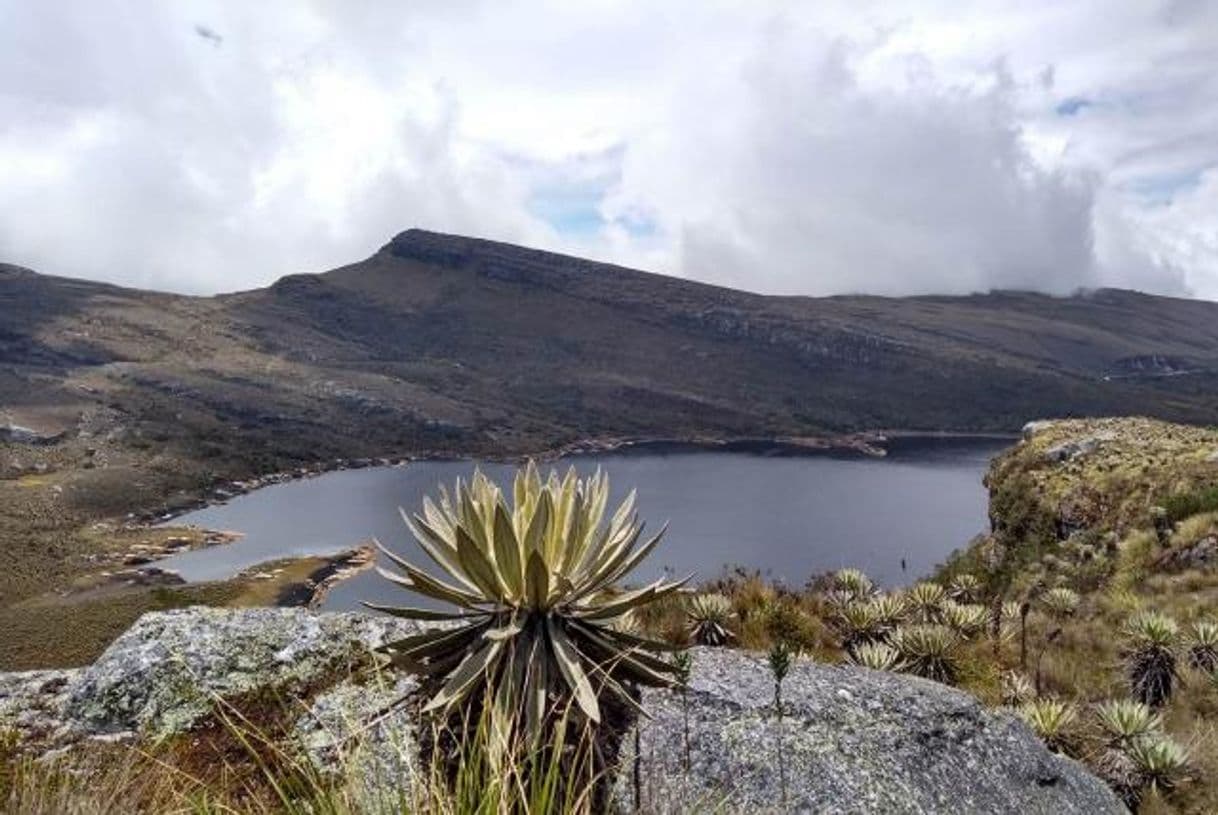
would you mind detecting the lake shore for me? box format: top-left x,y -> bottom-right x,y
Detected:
0,426 -> 1014,670
146,429 -> 1018,529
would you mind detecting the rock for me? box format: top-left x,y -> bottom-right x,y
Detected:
0,669 -> 81,747
294,673 -> 421,810
1156,534 -> 1218,571
613,648 -> 1124,814
61,607 -> 422,737
1021,420 -> 1055,441
0,423 -> 62,445
1044,433 -> 1113,464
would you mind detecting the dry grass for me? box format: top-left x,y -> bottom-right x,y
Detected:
2,676 -> 620,815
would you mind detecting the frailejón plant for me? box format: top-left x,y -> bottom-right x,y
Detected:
1123,611 -> 1180,708
370,464 -> 687,741
687,593 -> 736,646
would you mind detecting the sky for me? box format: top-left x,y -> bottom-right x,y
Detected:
1,1 -> 1216,299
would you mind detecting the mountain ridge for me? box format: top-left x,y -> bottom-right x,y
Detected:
3,227 -> 1218,466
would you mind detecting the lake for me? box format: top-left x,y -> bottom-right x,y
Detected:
158,438 -> 1009,610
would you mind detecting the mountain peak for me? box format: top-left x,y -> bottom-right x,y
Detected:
384,228 -> 478,268
383,228 -> 597,277
0,263 -> 38,280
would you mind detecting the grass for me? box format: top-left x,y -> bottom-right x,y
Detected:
1164,488 -> 1218,525
0,584 -> 242,670
0,551 -> 358,670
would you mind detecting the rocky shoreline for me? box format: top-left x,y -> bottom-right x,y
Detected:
138,430 -> 941,530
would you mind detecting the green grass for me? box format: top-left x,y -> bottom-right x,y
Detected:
1164,488 -> 1218,524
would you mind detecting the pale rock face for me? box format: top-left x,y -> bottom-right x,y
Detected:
0,669 -> 80,747
1043,432 -> 1117,464
612,648 -> 1124,814
61,607 -> 423,737
1021,420 -> 1056,441
1,609 -> 1126,814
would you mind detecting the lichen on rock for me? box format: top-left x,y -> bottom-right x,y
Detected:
614,648 -> 1124,814
61,607 -> 422,737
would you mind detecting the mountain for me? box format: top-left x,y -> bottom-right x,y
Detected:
4,229 -> 1218,467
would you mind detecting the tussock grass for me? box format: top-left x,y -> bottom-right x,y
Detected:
3,680 -> 612,815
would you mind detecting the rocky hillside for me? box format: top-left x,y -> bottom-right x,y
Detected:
5,230 -> 1218,471
936,417 -> 1218,813
981,417 -> 1218,581
0,607 -> 1124,814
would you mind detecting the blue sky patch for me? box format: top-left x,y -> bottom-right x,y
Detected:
1055,96 -> 1093,116
1125,170 -> 1202,205
614,211 -> 658,239
527,180 -> 609,237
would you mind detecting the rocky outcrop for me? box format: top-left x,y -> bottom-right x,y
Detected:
1043,433 -> 1114,464
62,607 -> 422,736
1157,533 -> 1218,571
0,608 -> 1125,814
0,422 -> 64,445
0,668 -> 79,748
615,649 -> 1123,814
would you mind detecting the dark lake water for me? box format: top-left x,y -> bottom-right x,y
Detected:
158,439 -> 1009,610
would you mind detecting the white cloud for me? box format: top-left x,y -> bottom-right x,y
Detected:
0,0 -> 1215,299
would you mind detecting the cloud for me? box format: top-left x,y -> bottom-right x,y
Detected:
609,28 -> 1101,296
0,1 -> 1215,299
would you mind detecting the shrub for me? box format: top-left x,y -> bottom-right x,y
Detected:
1094,700 -> 1161,749
1000,671 -> 1035,706
1126,735 -> 1190,800
1040,587 -> 1080,621
822,589 -> 855,613
907,582 -> 947,623
868,594 -> 908,630
762,599 -> 824,652
768,640 -> 794,807
1162,485 -> 1218,524
833,568 -> 874,600
848,641 -> 900,671
941,601 -> 989,639
834,600 -> 887,651
947,573 -> 982,604
1186,620 -> 1218,673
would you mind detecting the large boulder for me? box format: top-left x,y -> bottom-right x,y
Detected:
614,648 -> 1125,814
61,607 -> 421,736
